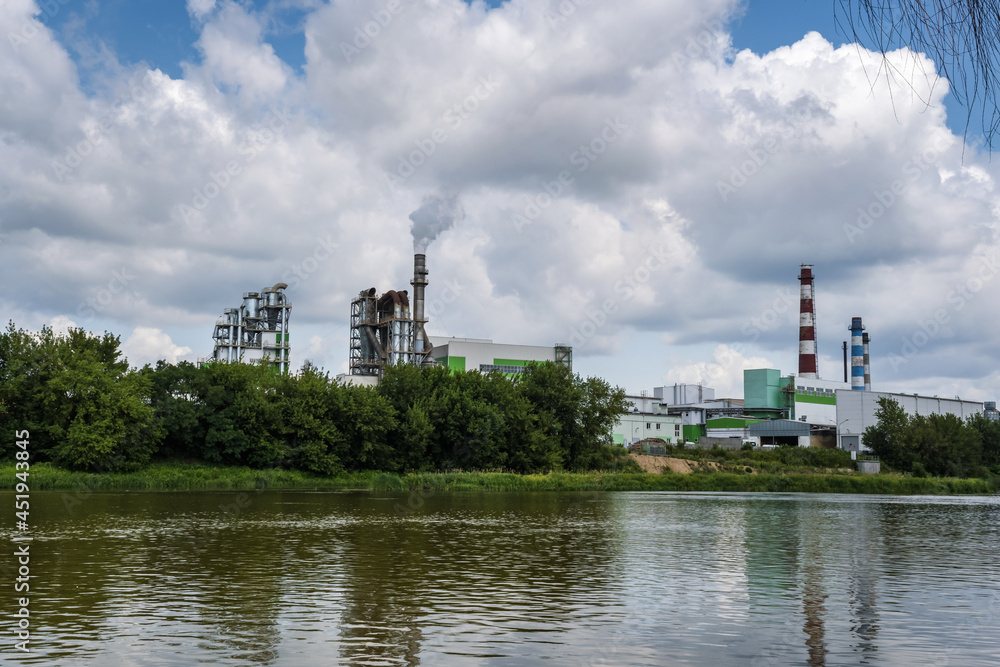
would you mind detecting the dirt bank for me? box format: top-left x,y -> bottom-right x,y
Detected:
630,454 -> 721,474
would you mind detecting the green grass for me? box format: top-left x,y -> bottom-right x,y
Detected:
1,462 -> 996,495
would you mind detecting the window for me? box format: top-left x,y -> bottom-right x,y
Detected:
479,364 -> 525,373
646,422 -> 651,429
656,423 -> 661,430
675,425 -> 681,436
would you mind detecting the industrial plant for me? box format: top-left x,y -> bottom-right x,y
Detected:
615,263 -> 996,455
342,251 -> 570,383
347,253 -> 436,377
201,245 -> 994,458
207,283 -> 291,374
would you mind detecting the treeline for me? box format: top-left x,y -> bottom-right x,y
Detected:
0,323 -> 628,474
864,397 -> 1000,477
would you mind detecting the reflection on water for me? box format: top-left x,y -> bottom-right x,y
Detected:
2,491 -> 999,665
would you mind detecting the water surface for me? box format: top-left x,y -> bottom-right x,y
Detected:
4,491 -> 999,665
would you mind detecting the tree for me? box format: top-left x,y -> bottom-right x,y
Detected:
906,412 -> 982,477
863,396 -> 910,470
274,365 -> 346,475
0,323 -> 162,470
838,0 -> 1000,148
966,412 -> 1000,473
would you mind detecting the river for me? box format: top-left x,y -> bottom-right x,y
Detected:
4,491 -> 999,665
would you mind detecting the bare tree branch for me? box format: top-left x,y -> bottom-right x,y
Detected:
837,1 -> 1000,151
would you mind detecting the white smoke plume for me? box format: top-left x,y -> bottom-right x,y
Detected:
409,190 -> 465,253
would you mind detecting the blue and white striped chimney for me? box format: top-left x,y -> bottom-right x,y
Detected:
850,317 -> 865,390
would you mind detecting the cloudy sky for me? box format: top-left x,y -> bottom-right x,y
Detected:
2,0 -> 998,402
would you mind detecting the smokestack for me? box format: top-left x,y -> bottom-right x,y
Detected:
850,317 -> 865,390
798,264 -> 818,379
842,340 -> 848,383
862,332 -> 871,391
411,253 -> 433,362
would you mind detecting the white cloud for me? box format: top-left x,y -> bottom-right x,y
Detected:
666,345 -> 775,398
121,328 -> 193,368
187,0 -> 217,21
48,315 -> 77,336
1,0 -> 999,399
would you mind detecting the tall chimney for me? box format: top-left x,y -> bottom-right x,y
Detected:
842,340 -> 848,383
862,331 -> 871,391
411,253 -> 433,362
798,264 -> 818,379
850,317 -> 865,390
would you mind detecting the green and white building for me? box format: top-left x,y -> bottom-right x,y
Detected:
743,369 -> 850,426
612,394 -> 684,446
428,337 -> 572,374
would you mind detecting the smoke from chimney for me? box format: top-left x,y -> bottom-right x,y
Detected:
409,190 -> 465,253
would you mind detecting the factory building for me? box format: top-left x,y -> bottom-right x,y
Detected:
743,369 -> 851,426
656,383 -> 746,444
836,390 -> 984,452
208,283 -> 291,373
349,254 -> 436,378
342,250 -> 571,383
429,337 -> 572,374
612,393 -> 683,446
610,384 -> 745,447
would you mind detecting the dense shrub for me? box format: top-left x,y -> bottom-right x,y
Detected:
1,323 -> 629,474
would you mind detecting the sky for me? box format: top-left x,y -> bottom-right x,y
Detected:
2,0 -> 999,403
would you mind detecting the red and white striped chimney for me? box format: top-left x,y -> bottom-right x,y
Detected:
798,264 -> 818,379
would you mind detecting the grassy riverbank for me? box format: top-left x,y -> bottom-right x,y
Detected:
2,462 -> 997,495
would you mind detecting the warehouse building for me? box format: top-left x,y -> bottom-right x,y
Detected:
836,390 -> 984,452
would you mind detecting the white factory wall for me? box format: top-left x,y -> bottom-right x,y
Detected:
612,413 -> 683,446
793,377 -> 852,426
836,390 -> 983,451
428,337 -> 557,372
624,395 -> 666,415
654,384 -> 716,405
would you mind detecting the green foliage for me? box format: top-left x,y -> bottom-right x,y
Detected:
967,412 -> 1000,474
864,397 -> 911,470
3,463 -> 993,495
863,396 -> 992,477
0,322 -> 162,471
2,323 -> 631,476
